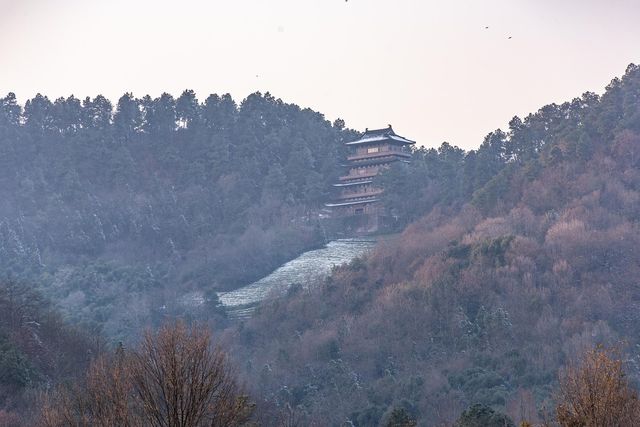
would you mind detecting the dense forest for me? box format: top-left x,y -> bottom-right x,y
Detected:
0,90 -> 354,339
2,63 -> 640,425
0,280 -> 96,425
229,64 -> 640,425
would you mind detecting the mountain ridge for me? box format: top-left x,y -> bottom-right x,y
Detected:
230,63 -> 640,426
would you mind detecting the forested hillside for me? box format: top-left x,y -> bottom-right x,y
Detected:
0,91 -> 353,339
230,64 -> 640,426
0,280 -> 95,425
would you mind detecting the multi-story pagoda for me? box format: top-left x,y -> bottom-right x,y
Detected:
325,125 -> 415,232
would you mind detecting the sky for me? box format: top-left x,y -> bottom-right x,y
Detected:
1,0 -> 639,150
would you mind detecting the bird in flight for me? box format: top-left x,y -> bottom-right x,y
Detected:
508,36 -> 512,39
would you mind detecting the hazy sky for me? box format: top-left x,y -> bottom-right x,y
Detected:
1,0 -> 639,149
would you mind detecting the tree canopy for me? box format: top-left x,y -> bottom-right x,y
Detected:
0,90 -> 354,339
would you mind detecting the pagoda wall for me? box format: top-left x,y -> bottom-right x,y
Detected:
351,142 -> 409,157
334,202 -> 381,216
345,164 -> 382,178
324,128 -> 414,236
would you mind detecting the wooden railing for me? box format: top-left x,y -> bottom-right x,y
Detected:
339,172 -> 378,181
337,189 -> 383,200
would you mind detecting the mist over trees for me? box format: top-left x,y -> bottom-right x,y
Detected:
38,322 -> 253,427
556,347 -> 640,426
230,64 -> 640,425
0,279 -> 97,425
0,90 -> 353,339
2,59 -> 640,425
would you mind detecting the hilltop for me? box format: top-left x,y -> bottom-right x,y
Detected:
230,64 -> 640,426
0,91 -> 354,339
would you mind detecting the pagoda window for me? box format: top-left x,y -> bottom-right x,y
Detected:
367,146 -> 380,154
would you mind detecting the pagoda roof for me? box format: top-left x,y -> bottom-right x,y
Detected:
346,125 -> 416,146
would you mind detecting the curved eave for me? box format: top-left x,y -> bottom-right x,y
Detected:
346,135 -> 416,146
348,156 -> 403,167
339,172 -> 379,180
325,198 -> 379,207
332,179 -> 373,187
348,151 -> 411,162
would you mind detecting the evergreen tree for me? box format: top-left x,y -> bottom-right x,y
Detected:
113,92 -> 142,142
455,404 -> 515,427
176,89 -> 199,130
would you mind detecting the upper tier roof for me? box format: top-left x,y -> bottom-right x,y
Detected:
346,125 -> 416,146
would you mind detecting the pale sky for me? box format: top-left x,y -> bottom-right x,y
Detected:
1,0 -> 639,149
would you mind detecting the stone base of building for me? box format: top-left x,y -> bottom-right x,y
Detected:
320,212 -> 399,238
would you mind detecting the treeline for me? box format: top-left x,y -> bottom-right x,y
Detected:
3,282 -> 633,427
375,65 -> 634,226
232,64 -> 640,425
0,90 -> 353,338
0,282 -> 253,426
37,322 -> 254,427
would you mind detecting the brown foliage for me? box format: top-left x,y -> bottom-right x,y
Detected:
226,67 -> 640,425
38,322 -> 253,427
556,347 -> 640,427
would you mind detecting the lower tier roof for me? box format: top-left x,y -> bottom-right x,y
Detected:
332,179 -> 373,187
325,198 -> 379,207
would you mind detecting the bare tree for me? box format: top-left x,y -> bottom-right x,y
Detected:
38,322 -> 253,427
129,322 -> 252,427
38,352 -> 134,427
556,347 -> 640,427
